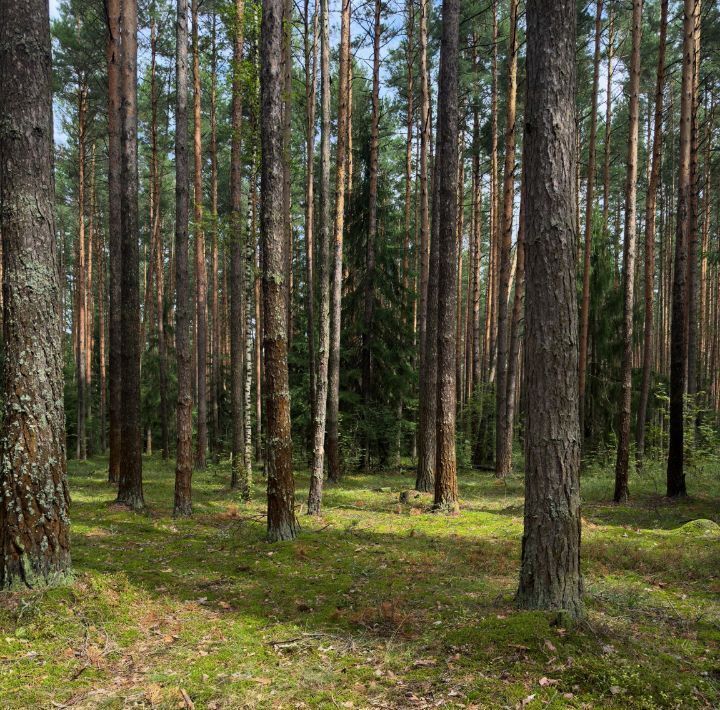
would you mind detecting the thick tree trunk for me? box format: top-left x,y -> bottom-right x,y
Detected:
495,0 -> 519,478
667,0 -> 697,498
229,0 -> 246,491
432,0 -> 460,512
636,0 -> 667,464
613,0 -> 642,504
117,0 -> 144,509
105,0 -> 122,484
308,0 -> 331,514
0,0 -> 71,590
261,0 -> 299,542
192,0 -> 208,471
415,0 -> 434,492
326,0 -> 351,484
578,0 -> 603,435
174,0 -> 194,516
517,0 -> 583,619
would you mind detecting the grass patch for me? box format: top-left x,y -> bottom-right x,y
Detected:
0,455 -> 718,708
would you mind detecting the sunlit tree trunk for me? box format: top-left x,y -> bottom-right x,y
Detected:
636,0 -> 667,464
261,0 -> 299,541
326,0 -> 351,483
308,0 -> 331,513
667,0 -> 697,498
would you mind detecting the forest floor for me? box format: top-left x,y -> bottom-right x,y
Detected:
1,455 -> 719,709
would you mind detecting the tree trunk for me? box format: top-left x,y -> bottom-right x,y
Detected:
636,0 -> 667,464
174,0 -> 194,516
0,0 -> 72,589
362,0 -> 381,470
192,0 -> 208,471
516,0 -> 583,619
432,0 -> 461,512
613,0 -> 642,504
578,0 -> 603,436
505,161 -> 526,472
76,81 -> 88,461
304,0 -> 318,425
243,172 -> 257,495
667,0 -> 697,498
209,13 -> 221,461
229,0 -> 246,491
261,0 -> 299,541
602,6 -> 615,230
495,0 -> 519,479
308,0 -> 331,514
415,0 -> 434,491
687,4 -> 701,398
326,0 -> 351,484
117,0 -> 144,509
105,0 -> 122,484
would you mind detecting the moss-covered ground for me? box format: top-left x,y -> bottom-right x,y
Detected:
1,455 -> 718,708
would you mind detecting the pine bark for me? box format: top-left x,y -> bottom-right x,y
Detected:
415,0 -> 434,491
495,0 -> 519,478
636,0 -> 667,464
667,0 -> 697,498
433,0 -> 461,512
362,0 -> 381,470
326,0 -> 351,483
261,0 -> 299,541
517,0 -> 583,619
209,13 -> 221,461
229,0 -> 246,492
75,82 -> 88,461
578,0 -> 603,435
192,0 -> 208,471
174,0 -> 194,516
613,0 -> 642,503
308,0 -> 331,514
602,7 -> 615,230
0,0 -> 72,589
117,0 -> 144,509
687,5 -> 701,398
105,0 -> 122,484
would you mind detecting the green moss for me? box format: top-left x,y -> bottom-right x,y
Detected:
0,455 -> 717,708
